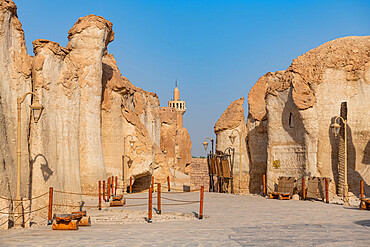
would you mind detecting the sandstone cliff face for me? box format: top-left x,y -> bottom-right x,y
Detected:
68,15 -> 114,193
30,15 -> 114,199
160,107 -> 177,169
0,1 -> 177,227
175,128 -> 192,172
0,0 -> 32,199
160,107 -> 192,173
214,97 -> 249,194
30,40 -> 82,207
101,52 -> 169,191
247,36 -> 370,196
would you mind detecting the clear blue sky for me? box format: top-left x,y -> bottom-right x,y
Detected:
15,0 -> 369,157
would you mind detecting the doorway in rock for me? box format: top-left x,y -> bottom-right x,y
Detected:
131,172 -> 151,192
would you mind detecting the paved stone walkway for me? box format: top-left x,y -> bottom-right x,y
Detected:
0,192 -> 369,246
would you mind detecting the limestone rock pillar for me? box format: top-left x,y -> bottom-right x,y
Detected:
30,40 -> 82,208
0,0 -> 32,198
67,15 -> 114,193
214,97 -> 249,194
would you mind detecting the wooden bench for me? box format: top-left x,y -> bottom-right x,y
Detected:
110,195 -> 125,207
360,198 -> 370,210
268,177 -> 295,200
52,214 -> 79,230
71,211 -> 91,226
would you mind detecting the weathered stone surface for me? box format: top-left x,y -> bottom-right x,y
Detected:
101,52 -> 169,191
246,115 -> 268,194
68,15 -> 113,193
160,107 -> 177,169
0,0 -> 32,199
160,107 -> 192,175
0,1 -> 176,226
30,15 -> 114,199
247,36 -> 370,196
214,97 -> 249,194
175,128 -> 192,173
30,39 -> 82,208
214,97 -> 245,133
190,158 -> 209,191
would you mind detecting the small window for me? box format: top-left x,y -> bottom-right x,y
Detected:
289,112 -> 294,128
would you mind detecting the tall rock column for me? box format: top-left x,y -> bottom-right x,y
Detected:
30,40 -> 82,209
214,97 -> 249,194
67,15 -> 114,193
0,0 -> 32,198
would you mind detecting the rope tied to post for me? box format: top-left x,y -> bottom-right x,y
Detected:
0,205 -> 48,215
0,191 -> 48,201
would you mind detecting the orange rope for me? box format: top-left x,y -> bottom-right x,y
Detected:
0,192 -> 48,201
0,205 -> 48,215
54,190 -> 99,197
161,196 -> 199,203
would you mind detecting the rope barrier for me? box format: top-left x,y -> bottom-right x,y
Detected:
161,201 -> 199,206
54,190 -> 99,197
0,205 -> 48,215
161,196 -> 199,203
0,192 -> 48,202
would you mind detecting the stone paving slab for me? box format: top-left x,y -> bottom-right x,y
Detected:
0,192 -> 369,246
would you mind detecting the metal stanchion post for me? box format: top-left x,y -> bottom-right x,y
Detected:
361,180 -> 364,199
103,180 -> 106,202
130,177 -> 132,193
107,177 -> 111,200
157,183 -> 161,214
302,177 -> 306,200
48,187 -> 53,225
111,176 -> 114,195
152,176 -> 154,191
99,181 -> 102,210
325,178 -> 329,204
167,176 -> 171,192
263,174 -> 266,196
199,186 -> 204,219
115,176 -> 118,196
148,187 -> 153,223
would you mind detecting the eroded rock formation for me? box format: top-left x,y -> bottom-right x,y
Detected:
101,52 -> 170,192
215,36 -> 370,197
0,0 -> 175,227
214,97 -> 249,194
160,107 -> 192,173
0,0 -> 32,199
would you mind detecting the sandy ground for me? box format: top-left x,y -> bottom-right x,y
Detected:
0,191 -> 369,246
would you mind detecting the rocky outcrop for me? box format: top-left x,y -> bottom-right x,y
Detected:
30,39 -> 82,207
175,128 -> 192,173
0,0 -> 32,199
160,107 -> 192,173
160,107 -> 177,169
101,52 -> 170,191
214,97 -> 245,132
68,15 -> 114,193
0,1 -> 178,229
247,36 -> 370,196
214,97 -> 249,194
30,15 -> 114,201
214,36 -> 370,197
